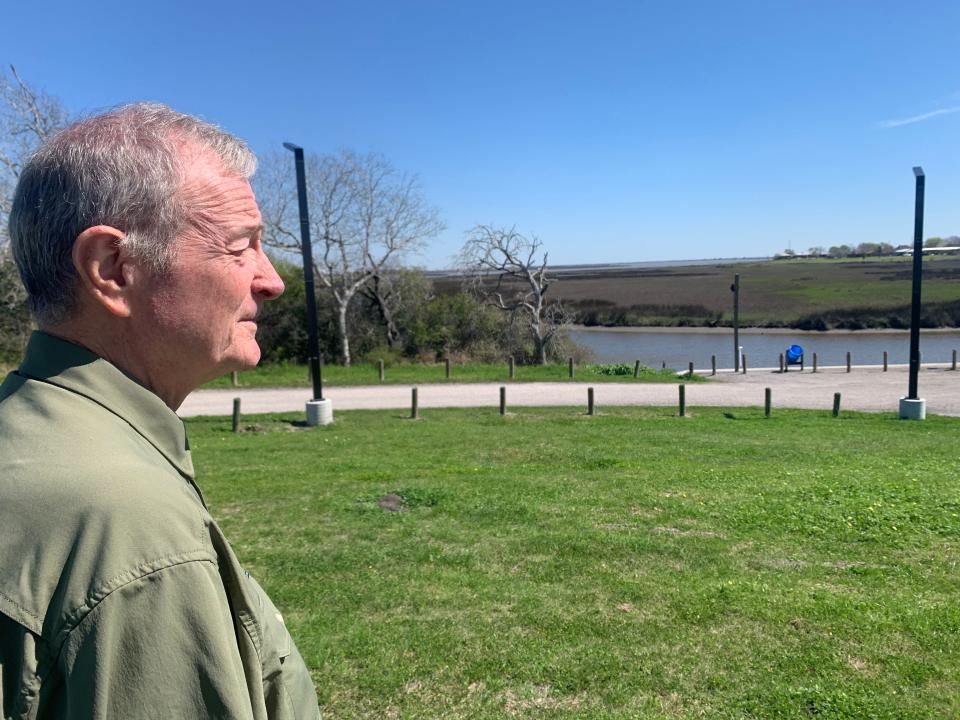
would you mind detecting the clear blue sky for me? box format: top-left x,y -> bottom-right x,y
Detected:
6,0 -> 959,268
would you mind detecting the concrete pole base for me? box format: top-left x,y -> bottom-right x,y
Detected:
898,397 -> 926,420
306,398 -> 333,426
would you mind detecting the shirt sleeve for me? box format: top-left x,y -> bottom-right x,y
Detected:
56,559 -> 257,720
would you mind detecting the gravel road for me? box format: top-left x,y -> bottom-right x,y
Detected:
179,364 -> 959,418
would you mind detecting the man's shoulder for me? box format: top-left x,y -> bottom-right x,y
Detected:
0,374 -> 215,640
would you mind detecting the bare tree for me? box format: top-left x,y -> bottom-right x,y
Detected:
0,66 -> 69,357
459,225 -> 570,365
0,65 -> 70,250
360,266 -> 432,350
257,150 -> 444,365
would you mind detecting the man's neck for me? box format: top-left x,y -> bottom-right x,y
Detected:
39,321 -> 197,410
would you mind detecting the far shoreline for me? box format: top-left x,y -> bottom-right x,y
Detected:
569,325 -> 960,336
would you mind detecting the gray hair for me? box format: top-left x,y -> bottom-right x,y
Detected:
8,102 -> 256,325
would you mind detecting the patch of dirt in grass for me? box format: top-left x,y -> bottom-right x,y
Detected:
652,526 -> 724,538
846,655 -> 875,676
497,685 -> 585,715
377,493 -> 405,512
762,558 -> 808,569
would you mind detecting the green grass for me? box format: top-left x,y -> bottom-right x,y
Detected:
203,361 -> 696,389
188,407 -> 960,719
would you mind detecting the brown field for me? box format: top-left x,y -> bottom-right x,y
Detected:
436,256 -> 960,328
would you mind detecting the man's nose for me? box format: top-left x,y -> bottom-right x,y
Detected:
253,250 -> 285,300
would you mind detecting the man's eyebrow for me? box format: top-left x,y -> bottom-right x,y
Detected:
232,223 -> 264,238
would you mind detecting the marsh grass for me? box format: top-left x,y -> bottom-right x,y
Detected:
189,407 -> 960,718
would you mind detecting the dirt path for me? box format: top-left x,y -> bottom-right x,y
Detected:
179,364 -> 960,417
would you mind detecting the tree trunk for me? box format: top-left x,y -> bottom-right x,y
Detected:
337,301 -> 352,366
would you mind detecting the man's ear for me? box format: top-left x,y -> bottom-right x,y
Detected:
71,226 -> 137,318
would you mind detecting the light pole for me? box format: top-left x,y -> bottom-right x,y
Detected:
731,273 -> 740,371
283,142 -> 332,425
899,166 -> 926,420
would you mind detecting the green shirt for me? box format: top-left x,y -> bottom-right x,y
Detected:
0,332 -> 320,720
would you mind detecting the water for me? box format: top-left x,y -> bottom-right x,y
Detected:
568,326 -> 960,369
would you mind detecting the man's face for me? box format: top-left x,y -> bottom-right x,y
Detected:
138,153 -> 284,386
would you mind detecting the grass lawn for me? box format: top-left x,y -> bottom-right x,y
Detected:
203,361 -> 696,389
189,407 -> 960,719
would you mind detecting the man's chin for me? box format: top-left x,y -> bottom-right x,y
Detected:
225,343 -> 262,373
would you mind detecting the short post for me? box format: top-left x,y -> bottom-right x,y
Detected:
846,352 -> 851,373
779,353 -> 784,373
678,384 -> 686,417
232,397 -> 241,433
587,387 -> 595,416
812,352 -> 818,373
832,392 -> 841,418
444,357 -> 451,380
883,351 -> 888,372
634,360 -> 641,378
711,355 -> 716,376
411,387 -> 418,419
568,357 -> 575,379
231,371 -> 239,387
688,361 -> 694,377
764,387 -> 771,417
508,356 -> 515,380
378,359 -> 385,382
662,361 -> 666,370
499,386 -> 506,415
742,354 -> 747,374
953,349 -> 957,371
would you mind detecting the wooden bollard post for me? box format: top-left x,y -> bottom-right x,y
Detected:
678,384 -> 686,417
846,352 -> 851,373
411,387 -> 418,419
231,371 -> 239,387
883,351 -> 888,372
742,354 -> 747,374
688,361 -> 694,377
445,357 -> 451,379
952,349 -> 957,371
779,353 -> 784,373
812,352 -> 818,373
587,387 -> 595,416
568,357 -> 575,379
711,355 -> 716,376
508,356 -> 515,380
232,397 -> 241,433
764,387 -> 771,417
499,386 -> 506,415
634,360 -> 641,378
833,392 -> 841,417
378,359 -> 385,382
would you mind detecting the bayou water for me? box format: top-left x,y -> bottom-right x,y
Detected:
568,326 -> 960,369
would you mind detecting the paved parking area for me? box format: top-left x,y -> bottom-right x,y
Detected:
179,364 -> 959,417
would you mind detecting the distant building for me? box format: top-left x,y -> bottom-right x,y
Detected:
896,246 -> 960,256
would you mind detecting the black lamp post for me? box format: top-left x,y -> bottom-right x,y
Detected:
282,142 -> 324,402
730,273 -> 740,371
906,166 -> 925,401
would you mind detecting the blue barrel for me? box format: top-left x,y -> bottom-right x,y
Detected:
786,344 -> 803,363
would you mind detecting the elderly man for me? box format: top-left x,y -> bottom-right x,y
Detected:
0,104 -> 320,719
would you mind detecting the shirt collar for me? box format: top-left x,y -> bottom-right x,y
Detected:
16,331 -> 195,481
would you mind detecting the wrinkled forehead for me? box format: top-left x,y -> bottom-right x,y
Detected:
178,143 -> 261,227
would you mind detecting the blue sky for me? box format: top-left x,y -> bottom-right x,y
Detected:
6,0 -> 959,268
